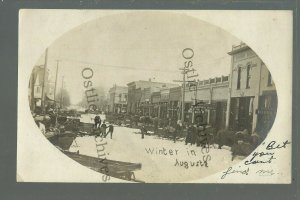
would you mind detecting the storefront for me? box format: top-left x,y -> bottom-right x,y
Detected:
229,97 -> 254,132
209,101 -> 227,131
168,101 -> 179,120
256,91 -> 277,139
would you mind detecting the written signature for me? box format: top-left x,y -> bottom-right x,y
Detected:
256,169 -> 275,176
221,167 -> 249,179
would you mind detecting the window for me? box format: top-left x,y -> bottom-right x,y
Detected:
222,76 -> 229,82
246,65 -> 251,88
237,67 -> 241,89
267,71 -> 273,86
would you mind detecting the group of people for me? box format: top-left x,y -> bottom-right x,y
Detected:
230,128 -> 260,160
139,119 -> 183,141
166,120 -> 183,143
185,123 -> 211,147
94,115 -> 114,139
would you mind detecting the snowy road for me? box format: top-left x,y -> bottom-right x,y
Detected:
69,125 -> 242,183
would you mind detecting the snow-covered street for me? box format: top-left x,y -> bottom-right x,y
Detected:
69,122 -> 242,183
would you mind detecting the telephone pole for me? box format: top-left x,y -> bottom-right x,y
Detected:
53,60 -> 59,107
174,67 -> 187,122
41,48 -> 48,114
174,48 -> 198,123
181,68 -> 186,122
60,76 -> 64,108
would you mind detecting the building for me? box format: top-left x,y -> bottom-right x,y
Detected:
28,65 -> 50,113
159,87 -> 170,119
168,86 -> 181,121
127,80 -> 178,114
108,85 -> 128,113
184,75 -> 229,130
226,43 -> 277,138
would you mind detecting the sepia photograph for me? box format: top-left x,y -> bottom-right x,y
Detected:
18,10 -> 292,183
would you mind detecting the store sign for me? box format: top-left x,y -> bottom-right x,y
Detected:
256,109 -> 276,115
192,102 -> 217,110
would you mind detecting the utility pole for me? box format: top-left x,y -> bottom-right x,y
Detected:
174,48 -> 198,123
174,67 -> 187,122
53,60 -> 59,107
41,48 -> 48,114
191,83 -> 198,124
181,68 -> 186,122
60,76 -> 64,108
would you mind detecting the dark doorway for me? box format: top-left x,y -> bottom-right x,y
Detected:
256,92 -> 277,139
229,97 -> 254,132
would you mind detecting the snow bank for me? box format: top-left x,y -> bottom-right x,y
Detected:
69,126 -> 242,183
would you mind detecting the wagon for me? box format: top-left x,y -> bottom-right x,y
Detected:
63,150 -> 142,182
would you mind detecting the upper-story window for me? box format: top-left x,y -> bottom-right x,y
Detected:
237,67 -> 241,89
267,71 -> 273,86
246,65 -> 251,89
119,94 -> 122,101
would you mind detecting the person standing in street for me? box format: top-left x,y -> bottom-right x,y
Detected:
106,124 -> 114,139
185,123 -> 194,145
141,125 -> 147,139
174,120 -> 182,143
94,115 -> 101,128
100,121 -> 107,137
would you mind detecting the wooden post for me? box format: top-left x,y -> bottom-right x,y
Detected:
41,48 -> 48,114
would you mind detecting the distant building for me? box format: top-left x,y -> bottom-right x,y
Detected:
169,86 -> 181,121
226,43 -> 277,138
108,85 -> 128,113
127,80 -> 178,114
28,65 -> 50,113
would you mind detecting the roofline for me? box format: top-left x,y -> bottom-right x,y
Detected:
228,45 -> 250,55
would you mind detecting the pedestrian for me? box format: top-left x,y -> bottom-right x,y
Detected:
141,125 -> 147,139
174,120 -> 182,143
153,118 -> 159,134
185,124 -> 194,145
106,124 -> 114,139
251,128 -> 260,147
100,121 -> 107,137
94,115 -> 101,128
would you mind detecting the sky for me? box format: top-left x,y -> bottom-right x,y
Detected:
34,12 -> 241,105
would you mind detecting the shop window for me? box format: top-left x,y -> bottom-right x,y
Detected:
237,67 -> 241,89
222,76 -> 229,82
246,65 -> 251,89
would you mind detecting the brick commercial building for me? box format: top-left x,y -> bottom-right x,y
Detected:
226,43 -> 277,138
123,43 -> 276,137
108,85 -> 128,113
168,86 -> 182,121
184,76 -> 229,130
127,80 -> 178,114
